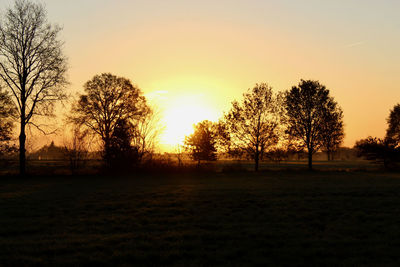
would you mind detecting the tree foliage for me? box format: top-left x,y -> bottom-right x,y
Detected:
107,118 -> 140,171
386,104 -> 400,147
184,120 -> 217,165
70,73 -> 148,166
320,100 -> 344,160
0,0 -> 68,175
284,80 -> 342,170
224,83 -> 279,171
355,104 -> 400,169
0,87 -> 16,155
355,137 -> 398,169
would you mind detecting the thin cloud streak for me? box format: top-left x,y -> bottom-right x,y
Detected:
344,41 -> 365,48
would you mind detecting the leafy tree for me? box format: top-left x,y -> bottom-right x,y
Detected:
386,104 -> 400,147
0,0 -> 68,175
264,148 -> 289,164
184,120 -> 217,166
354,137 -> 398,169
107,118 -> 140,171
213,120 -> 232,155
355,104 -> 400,169
224,83 -> 279,171
321,101 -> 344,160
0,87 -> 16,155
284,80 -> 342,170
70,73 -> 148,166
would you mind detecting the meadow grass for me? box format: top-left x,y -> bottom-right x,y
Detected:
1,170 -> 400,266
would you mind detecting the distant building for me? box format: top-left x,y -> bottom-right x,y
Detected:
29,141 -> 65,160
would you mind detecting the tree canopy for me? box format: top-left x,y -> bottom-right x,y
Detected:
224,83 -> 279,171
284,80 -> 342,170
355,103 -> 400,169
184,120 -> 217,165
386,104 -> 400,147
70,73 -> 148,166
320,99 -> 344,160
0,87 -> 16,155
0,0 -> 68,175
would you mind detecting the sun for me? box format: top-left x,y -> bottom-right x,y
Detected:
160,94 -> 219,150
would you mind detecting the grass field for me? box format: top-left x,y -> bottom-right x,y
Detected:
2,170 -> 400,266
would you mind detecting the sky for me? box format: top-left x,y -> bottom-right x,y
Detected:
2,0 -> 400,151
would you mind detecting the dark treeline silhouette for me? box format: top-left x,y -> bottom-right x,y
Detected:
68,73 -> 155,172
184,120 -> 217,166
184,81 -> 344,171
284,80 -> 344,170
0,88 -> 16,156
355,104 -> 400,169
5,0 -> 400,175
223,83 -> 280,171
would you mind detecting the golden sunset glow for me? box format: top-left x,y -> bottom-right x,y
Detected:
162,99 -> 217,145
147,89 -> 221,150
3,1 -> 400,263
5,0 -> 399,150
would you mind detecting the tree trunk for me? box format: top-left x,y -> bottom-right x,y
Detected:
327,150 -> 331,161
255,150 -> 259,172
103,137 -> 111,167
19,115 -> 26,176
308,150 -> 313,171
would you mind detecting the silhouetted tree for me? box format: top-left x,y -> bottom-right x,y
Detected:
214,120 -> 232,154
69,73 -> 147,167
386,104 -> 400,147
184,120 -> 217,166
355,137 -> 398,169
224,83 -> 279,171
0,87 -> 16,155
284,80 -> 341,170
174,144 -> 184,167
264,148 -> 288,164
0,0 -> 68,175
356,104 -> 400,169
282,134 -> 306,160
107,118 -> 140,170
321,101 -> 344,160
131,106 -> 163,162
63,127 -> 89,174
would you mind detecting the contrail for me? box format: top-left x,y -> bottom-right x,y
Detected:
345,41 -> 365,48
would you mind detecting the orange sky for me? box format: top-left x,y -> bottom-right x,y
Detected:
2,0 -> 400,151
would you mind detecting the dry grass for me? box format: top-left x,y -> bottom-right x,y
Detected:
1,170 -> 400,265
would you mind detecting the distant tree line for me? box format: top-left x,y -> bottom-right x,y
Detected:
355,104 -> 400,169
184,80 -> 344,171
1,0 -> 399,174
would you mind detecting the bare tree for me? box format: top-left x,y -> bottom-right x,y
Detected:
284,80 -> 342,170
63,127 -> 89,174
69,73 -> 148,166
174,144 -> 184,167
0,0 -> 68,175
131,106 -> 163,162
224,83 -> 279,171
